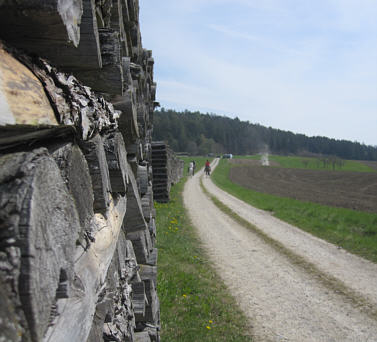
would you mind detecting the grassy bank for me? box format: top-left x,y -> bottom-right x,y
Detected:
212,159 -> 377,263
155,165 -> 252,341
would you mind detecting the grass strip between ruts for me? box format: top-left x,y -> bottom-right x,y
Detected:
199,177 -> 377,322
155,168 -> 253,341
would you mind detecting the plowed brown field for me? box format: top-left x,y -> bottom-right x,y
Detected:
229,160 -> 377,213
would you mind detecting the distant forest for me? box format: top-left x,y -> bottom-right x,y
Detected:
153,109 -> 377,161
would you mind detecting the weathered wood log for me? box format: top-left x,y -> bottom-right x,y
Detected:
146,326 -> 160,342
123,56 -> 133,84
127,226 -> 153,263
86,290 -> 113,342
149,218 -> 156,246
87,230 -> 135,342
126,230 -> 149,264
131,281 -> 147,322
126,0 -> 139,23
141,185 -> 153,222
123,239 -> 141,284
134,331 -> 151,342
0,149 -> 81,342
123,160 -> 148,233
117,232 -> 141,284
0,125 -> 76,153
0,274 -> 30,342
51,143 -> 94,242
111,87 -> 140,145
43,195 -> 127,342
128,155 -> 139,176
139,265 -> 157,287
80,134 -> 112,215
143,279 -> 158,324
129,140 -> 144,159
0,0 -> 82,47
109,0 -> 129,57
103,318 -> 135,342
94,0 -> 111,28
104,231 -> 137,341
151,82 -> 157,101
104,132 -> 129,195
138,164 -> 149,196
137,104 -> 147,136
74,28 -> 124,95
144,224 -> 153,253
134,327 -> 159,342
130,24 -> 142,62
0,43 -> 58,126
141,197 -> 151,222
146,248 -> 158,267
3,43 -> 119,140
142,142 -> 152,164
0,0 -> 103,71
130,63 -> 144,82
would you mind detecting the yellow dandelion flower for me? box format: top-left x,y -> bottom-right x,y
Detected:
182,294 -> 187,298
209,320 -> 213,324
206,326 -> 211,330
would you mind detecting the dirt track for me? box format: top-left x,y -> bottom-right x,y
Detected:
183,159 -> 377,342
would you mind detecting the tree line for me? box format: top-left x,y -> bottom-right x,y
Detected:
152,108 -> 377,161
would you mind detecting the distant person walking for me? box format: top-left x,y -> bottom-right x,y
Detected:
192,160 -> 196,175
188,161 -> 194,176
205,160 -> 211,176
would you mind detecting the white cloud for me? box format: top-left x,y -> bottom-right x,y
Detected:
208,24 -> 261,42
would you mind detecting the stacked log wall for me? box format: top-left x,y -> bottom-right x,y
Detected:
0,1 -> 163,341
151,142 -> 184,203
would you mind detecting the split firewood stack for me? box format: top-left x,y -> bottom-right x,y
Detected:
0,1 -> 166,341
152,142 -> 184,203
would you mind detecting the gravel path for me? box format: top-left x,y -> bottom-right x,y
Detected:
183,159 -> 377,342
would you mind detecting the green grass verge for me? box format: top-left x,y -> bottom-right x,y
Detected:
268,154 -> 376,172
155,174 -> 252,341
212,159 -> 377,263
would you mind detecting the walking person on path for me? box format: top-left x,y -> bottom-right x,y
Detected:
188,161 -> 194,176
205,160 -> 211,176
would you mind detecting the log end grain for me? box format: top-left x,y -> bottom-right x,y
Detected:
0,148 -> 81,341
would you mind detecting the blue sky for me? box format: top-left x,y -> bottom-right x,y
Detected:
139,0 -> 377,146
